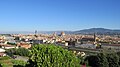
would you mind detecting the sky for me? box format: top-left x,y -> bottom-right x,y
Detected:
0,0 -> 120,31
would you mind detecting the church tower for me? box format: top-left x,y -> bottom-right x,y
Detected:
94,33 -> 96,42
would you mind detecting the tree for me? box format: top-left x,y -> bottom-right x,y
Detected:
85,55 -> 99,67
27,44 -> 80,67
97,53 -> 109,67
7,42 -> 16,46
106,53 -> 119,67
0,64 -> 2,67
15,48 -> 29,56
85,50 -> 120,67
117,51 -> 120,65
85,52 -> 109,67
6,48 -> 17,57
14,37 -> 20,40
6,48 -> 30,57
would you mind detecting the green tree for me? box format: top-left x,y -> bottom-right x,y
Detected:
85,51 -> 120,67
85,55 -> 99,67
97,53 -> 109,67
106,53 -> 119,67
27,44 -> 80,67
6,48 -> 17,57
7,42 -> 16,46
117,51 -> 120,65
6,48 -> 30,57
15,48 -> 29,56
0,64 -> 2,67
14,37 -> 20,40
85,53 -> 109,67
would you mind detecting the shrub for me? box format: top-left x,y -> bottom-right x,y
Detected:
6,48 -> 30,57
12,60 -> 27,67
27,44 -> 80,67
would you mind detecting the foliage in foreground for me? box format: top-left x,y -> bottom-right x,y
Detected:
6,48 -> 30,57
0,56 -> 27,67
12,60 -> 27,67
27,44 -> 80,67
85,51 -> 120,67
0,56 -> 13,67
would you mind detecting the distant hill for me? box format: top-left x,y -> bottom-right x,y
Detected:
0,28 -> 120,35
74,28 -> 120,35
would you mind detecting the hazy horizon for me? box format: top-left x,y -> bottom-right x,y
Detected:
0,28 -> 120,34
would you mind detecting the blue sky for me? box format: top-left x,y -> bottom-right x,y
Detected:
0,0 -> 120,31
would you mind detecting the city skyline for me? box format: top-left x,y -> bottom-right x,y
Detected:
0,0 -> 120,31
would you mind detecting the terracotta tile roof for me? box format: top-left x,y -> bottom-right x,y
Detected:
17,43 -> 31,49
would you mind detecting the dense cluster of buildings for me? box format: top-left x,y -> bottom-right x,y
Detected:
0,32 -> 120,56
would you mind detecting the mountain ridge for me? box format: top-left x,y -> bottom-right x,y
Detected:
74,28 -> 120,34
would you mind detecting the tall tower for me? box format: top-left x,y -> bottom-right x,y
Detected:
35,30 -> 37,35
34,30 -> 38,38
94,33 -> 96,42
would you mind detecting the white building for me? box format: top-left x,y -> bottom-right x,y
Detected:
0,48 -> 5,52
